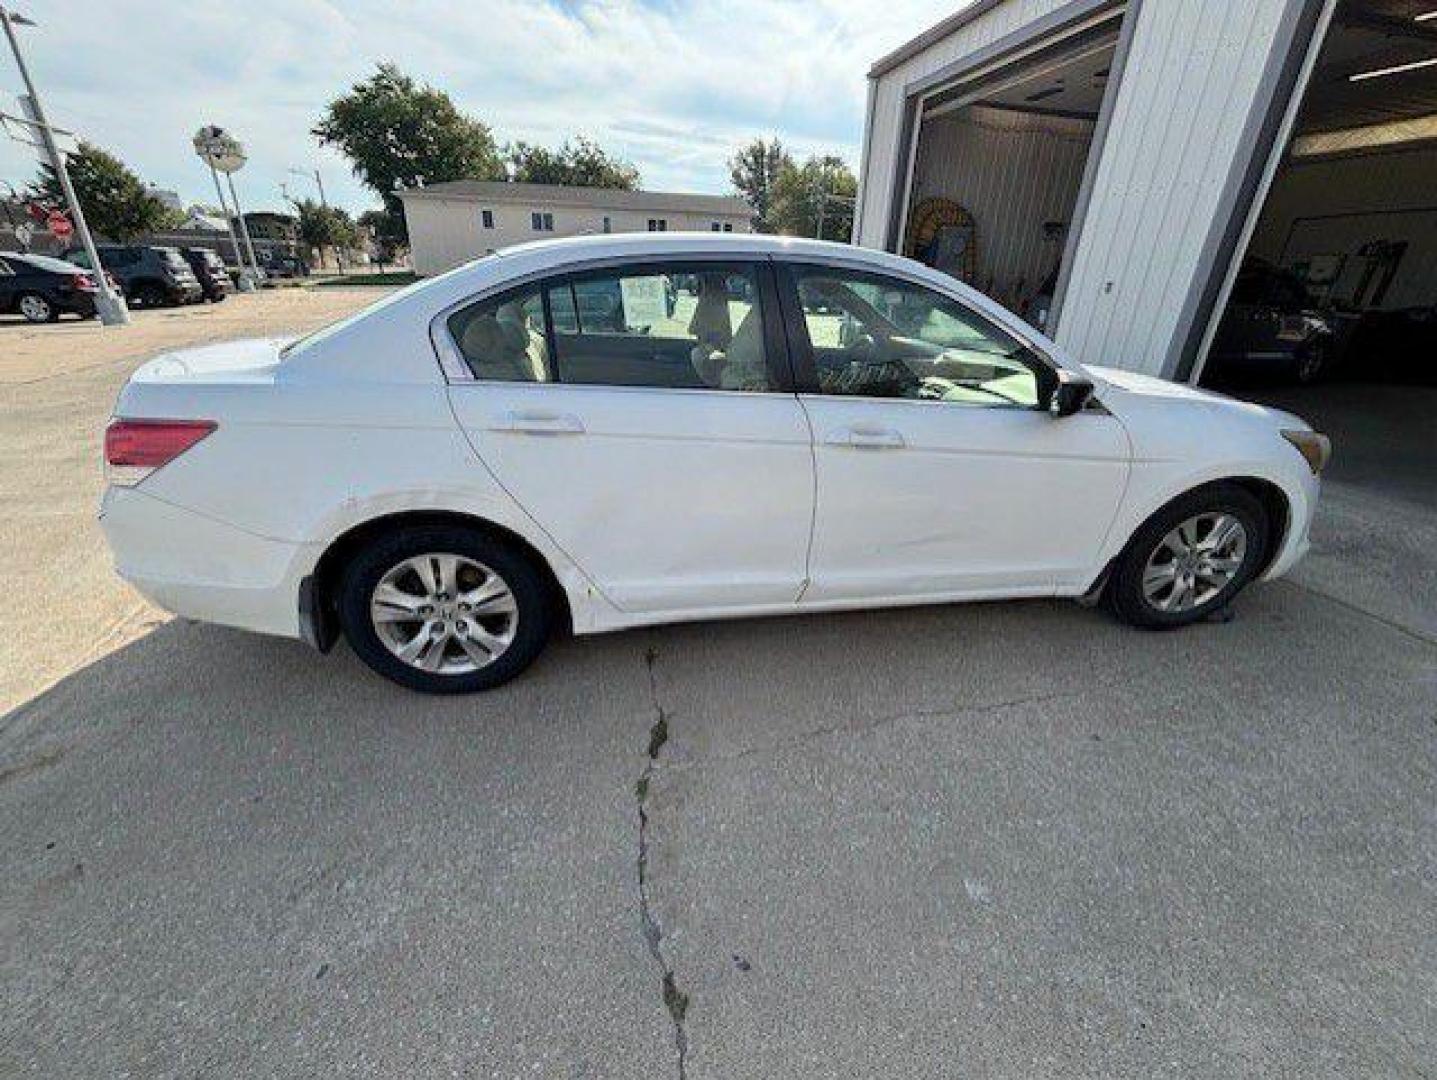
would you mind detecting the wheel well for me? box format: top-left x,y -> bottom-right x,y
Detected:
310,511 -> 573,637
1223,476 -> 1290,575
1093,476 -> 1292,595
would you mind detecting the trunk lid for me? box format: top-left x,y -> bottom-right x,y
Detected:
117,337 -> 288,420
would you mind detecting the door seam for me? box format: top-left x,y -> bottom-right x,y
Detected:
793,394 -> 819,603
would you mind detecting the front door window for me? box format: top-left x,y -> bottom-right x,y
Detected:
790,266 -> 1054,408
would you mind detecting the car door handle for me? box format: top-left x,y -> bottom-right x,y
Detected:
826,426 -> 906,450
495,410 -> 586,435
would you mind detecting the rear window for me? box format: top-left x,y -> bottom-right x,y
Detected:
158,248 -> 188,268
10,254 -> 80,273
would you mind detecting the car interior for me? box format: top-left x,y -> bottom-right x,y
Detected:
794,271 -> 1052,408
448,262 -> 1054,407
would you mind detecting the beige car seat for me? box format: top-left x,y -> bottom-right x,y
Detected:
460,301 -> 549,382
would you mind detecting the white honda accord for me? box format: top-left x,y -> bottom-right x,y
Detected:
100,233 -> 1329,692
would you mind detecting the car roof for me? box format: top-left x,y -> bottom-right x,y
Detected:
491,230 -> 894,267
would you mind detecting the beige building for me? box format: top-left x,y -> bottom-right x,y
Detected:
398,180 -> 752,275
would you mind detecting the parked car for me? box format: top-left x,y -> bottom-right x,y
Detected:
181,247 -> 231,303
259,252 -> 308,279
1207,258 -> 1334,384
100,233 -> 1328,693
0,251 -> 108,322
63,244 -> 203,308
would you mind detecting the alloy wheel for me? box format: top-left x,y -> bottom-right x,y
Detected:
369,553 -> 518,674
1141,512 -> 1248,613
19,295 -> 52,322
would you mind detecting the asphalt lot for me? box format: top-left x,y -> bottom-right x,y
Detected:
2,296 -> 1434,1077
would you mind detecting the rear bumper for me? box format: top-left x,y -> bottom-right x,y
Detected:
100,486 -> 317,640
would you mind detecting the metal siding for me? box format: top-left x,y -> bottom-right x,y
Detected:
910,106 -> 1096,305
1053,0 -> 1293,374
856,0 -> 1075,248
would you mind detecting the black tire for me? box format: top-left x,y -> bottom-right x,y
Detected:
1107,484 -> 1270,630
134,282 -> 167,308
17,291 -> 57,323
1293,340 -> 1327,385
337,524 -> 552,693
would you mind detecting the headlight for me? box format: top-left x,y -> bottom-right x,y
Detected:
1281,429 -> 1331,475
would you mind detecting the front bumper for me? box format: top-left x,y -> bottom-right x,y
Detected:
100,486 -> 318,640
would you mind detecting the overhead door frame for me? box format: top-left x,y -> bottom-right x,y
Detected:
881,0 -> 1136,332
1174,0 -> 1339,385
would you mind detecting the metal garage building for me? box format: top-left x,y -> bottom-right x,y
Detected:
855,0 -> 1437,406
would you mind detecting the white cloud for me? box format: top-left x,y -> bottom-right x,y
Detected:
0,0 -> 961,213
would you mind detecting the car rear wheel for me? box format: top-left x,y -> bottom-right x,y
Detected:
337,525 -> 552,693
18,292 -> 57,323
1107,485 -> 1269,629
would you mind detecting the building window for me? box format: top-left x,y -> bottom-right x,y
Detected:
481,209 -> 494,228
722,223 -> 733,232
531,211 -> 554,232
647,218 -> 668,232
710,222 -> 721,232
602,216 -> 611,233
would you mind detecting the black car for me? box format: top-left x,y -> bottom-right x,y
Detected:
1207,259 -> 1334,384
0,251 -> 103,322
62,244 -> 203,308
181,247 -> 231,302
258,252 -> 309,279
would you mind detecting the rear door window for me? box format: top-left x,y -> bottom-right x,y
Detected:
544,262 -> 773,391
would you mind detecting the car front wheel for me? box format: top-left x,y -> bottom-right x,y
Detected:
1107,485 -> 1269,629
337,525 -> 552,693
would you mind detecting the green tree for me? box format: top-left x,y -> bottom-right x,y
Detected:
770,154 -> 857,241
313,63 -> 504,244
294,198 -> 358,267
728,138 -> 792,233
507,136 -> 639,188
357,208 -> 402,265
30,141 -> 178,240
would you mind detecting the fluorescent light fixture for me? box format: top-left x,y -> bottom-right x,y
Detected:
1350,55 -> 1437,82
1416,10 -> 1437,22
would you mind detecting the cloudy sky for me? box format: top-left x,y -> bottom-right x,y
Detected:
0,0 -> 960,215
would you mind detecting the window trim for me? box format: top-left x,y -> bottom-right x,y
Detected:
430,253 -> 797,394
772,259 -> 1061,409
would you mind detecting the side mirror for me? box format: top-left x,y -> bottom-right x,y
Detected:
1048,373 -> 1095,417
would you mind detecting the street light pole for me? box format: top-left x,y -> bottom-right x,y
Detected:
290,166 -> 343,272
1,4 -> 128,324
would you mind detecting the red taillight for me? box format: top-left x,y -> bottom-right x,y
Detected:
72,272 -> 98,292
104,418 -> 216,484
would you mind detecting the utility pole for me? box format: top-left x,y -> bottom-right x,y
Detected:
1,5 -> 128,324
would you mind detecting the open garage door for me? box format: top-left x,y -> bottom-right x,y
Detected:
1199,0 -> 1437,508
895,8 -> 1125,333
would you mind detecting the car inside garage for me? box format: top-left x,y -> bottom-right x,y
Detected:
895,7 -> 1123,334
1198,0 -> 1437,508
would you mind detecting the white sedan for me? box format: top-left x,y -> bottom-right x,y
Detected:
100,233 -> 1329,693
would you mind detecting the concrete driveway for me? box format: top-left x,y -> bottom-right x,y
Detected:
2,307 -> 1433,1078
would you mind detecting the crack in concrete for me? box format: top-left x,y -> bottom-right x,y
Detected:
636,643 -> 689,1080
